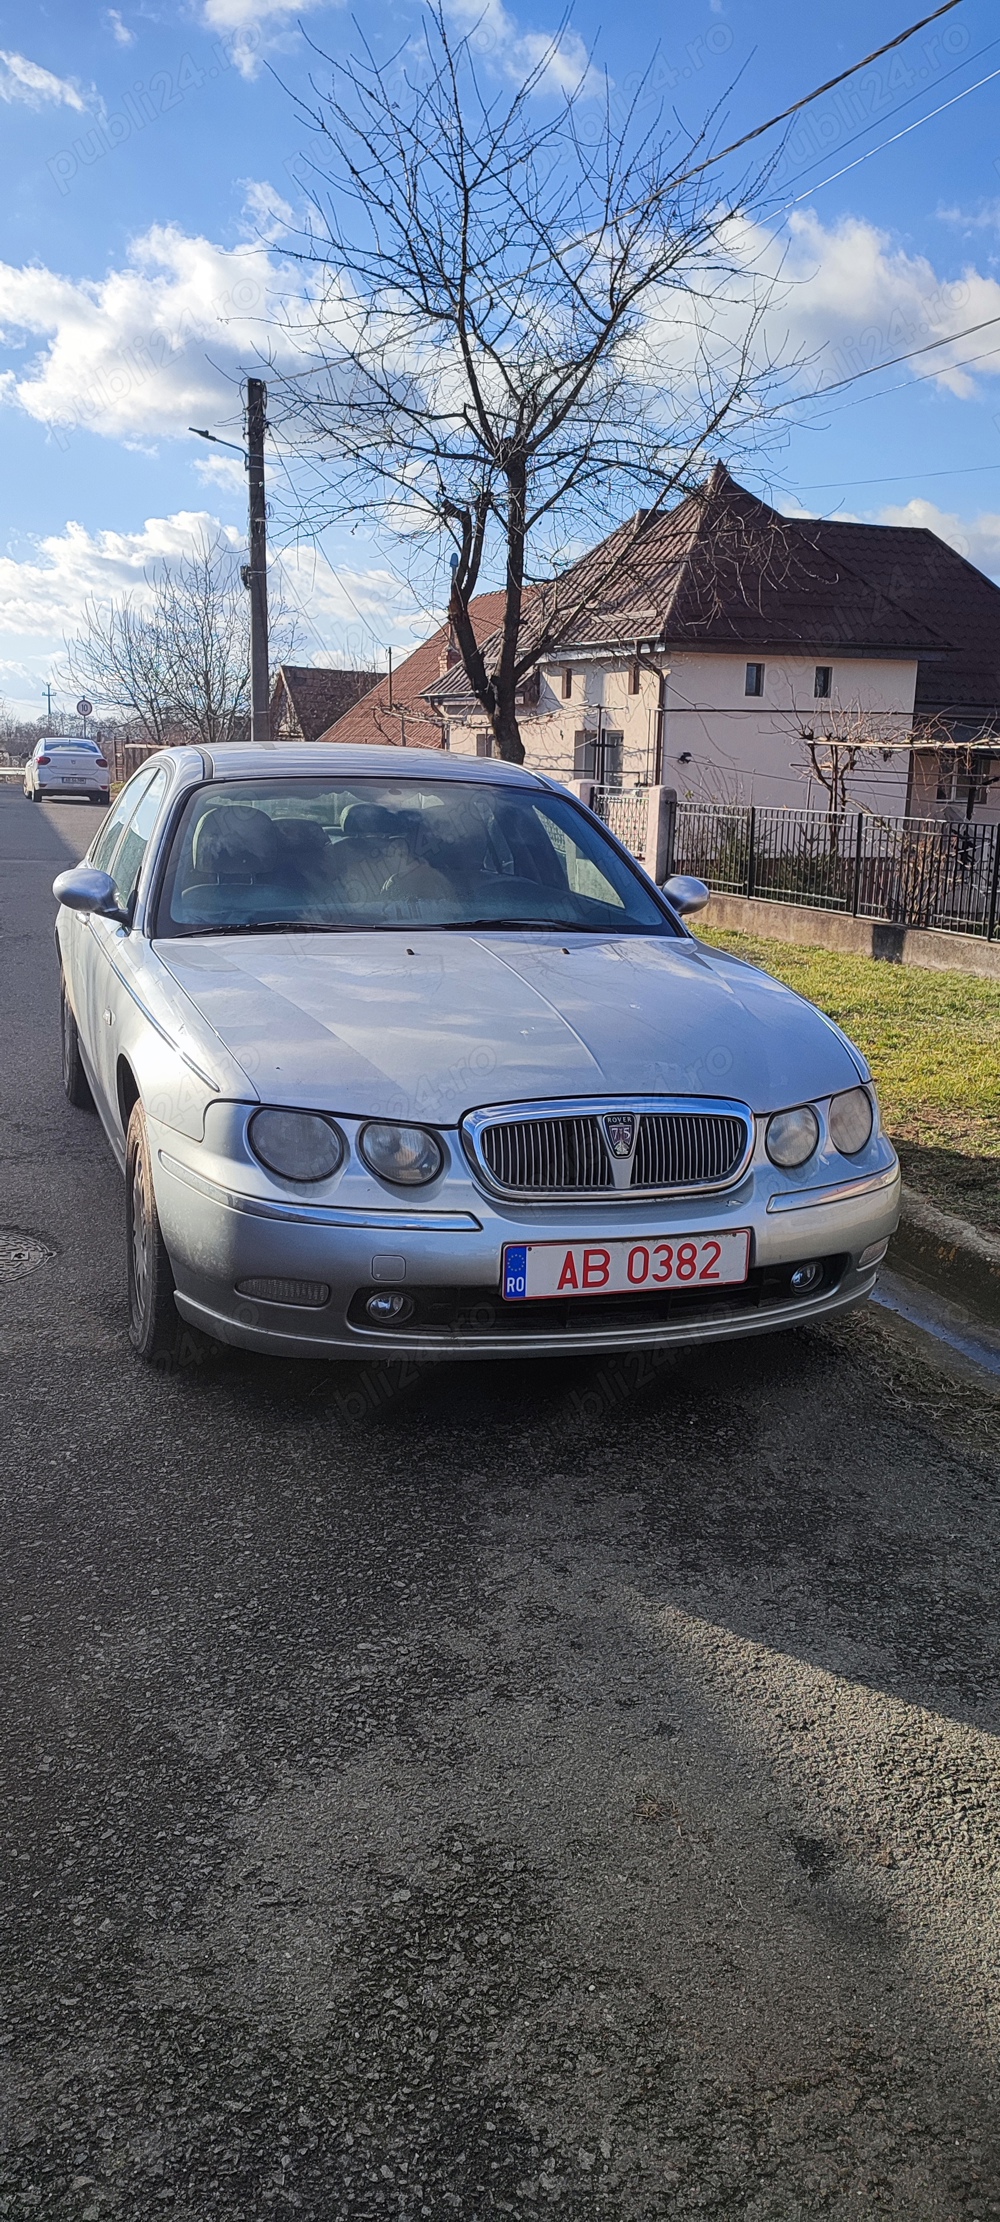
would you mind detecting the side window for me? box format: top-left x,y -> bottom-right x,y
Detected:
110,766 -> 170,909
89,762 -> 160,874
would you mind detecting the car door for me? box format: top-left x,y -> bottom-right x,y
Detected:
70,764 -> 164,1119
85,763 -> 171,1128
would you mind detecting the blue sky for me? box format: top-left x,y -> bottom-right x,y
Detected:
2,0 -> 1000,718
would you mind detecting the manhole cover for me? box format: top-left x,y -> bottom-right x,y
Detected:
0,1231 -> 56,1280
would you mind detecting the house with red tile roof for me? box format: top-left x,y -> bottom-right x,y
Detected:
270,664 -> 383,743
314,593 -> 507,751
422,466 -> 1000,821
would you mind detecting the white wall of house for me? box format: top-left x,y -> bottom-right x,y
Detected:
444,658 -> 663,785
659,650 -> 916,815
443,648 -> 918,815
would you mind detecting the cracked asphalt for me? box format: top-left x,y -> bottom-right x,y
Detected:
3,786 -> 1000,2220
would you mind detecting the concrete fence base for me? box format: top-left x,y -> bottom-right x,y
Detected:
702,892 -> 1000,980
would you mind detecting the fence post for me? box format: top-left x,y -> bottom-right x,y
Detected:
746,806 -> 757,899
851,813 -> 864,916
987,824 -> 1000,943
644,785 -> 676,883
570,779 -> 596,813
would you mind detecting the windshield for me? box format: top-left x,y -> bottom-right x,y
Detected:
154,776 -> 677,938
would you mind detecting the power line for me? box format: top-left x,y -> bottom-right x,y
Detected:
780,31 -> 1000,201
672,0 -> 967,187
790,59 -> 1000,206
790,460 -> 1000,491
786,307 -> 1000,412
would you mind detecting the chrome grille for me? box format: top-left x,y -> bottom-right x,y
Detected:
480,1115 -> 613,1191
467,1100 -> 753,1197
632,1113 -> 747,1189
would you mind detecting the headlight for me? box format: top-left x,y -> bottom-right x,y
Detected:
765,1104 -> 820,1169
360,1122 -> 443,1186
828,1086 -> 874,1156
248,1108 -> 344,1182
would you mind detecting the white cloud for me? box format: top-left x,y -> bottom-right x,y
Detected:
0,512 -> 241,641
762,210 -> 1000,402
0,50 -> 87,111
197,0 -> 329,78
239,178 -> 296,245
0,221 -> 321,447
198,0 -> 596,87
105,10 -> 135,47
875,498 -> 1000,582
936,201 -> 1000,233
443,0 -> 599,94
0,510 -> 433,715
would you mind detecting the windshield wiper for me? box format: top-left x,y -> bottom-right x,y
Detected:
177,921 -> 321,937
175,916 -> 623,939
441,916 -> 602,932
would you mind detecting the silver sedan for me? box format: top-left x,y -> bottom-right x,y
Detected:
52,743 -> 900,1365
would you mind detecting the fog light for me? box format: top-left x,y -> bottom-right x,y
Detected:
235,1277 -> 331,1307
365,1292 -> 415,1323
790,1260 -> 823,1293
858,1239 -> 888,1269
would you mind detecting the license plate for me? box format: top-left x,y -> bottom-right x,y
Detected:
502,1230 -> 751,1301
59,775 -> 84,785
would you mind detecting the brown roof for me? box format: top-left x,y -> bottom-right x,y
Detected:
806,520 -> 1000,732
316,593 -> 507,748
271,665 -> 383,743
426,466 -> 951,715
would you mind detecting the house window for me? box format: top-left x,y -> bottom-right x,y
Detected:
938,751 -> 995,810
476,733 -> 495,757
573,730 -> 623,786
814,665 -> 833,699
629,663 -> 641,695
600,731 -> 624,788
573,730 -> 596,779
745,663 -> 765,698
561,667 -> 573,699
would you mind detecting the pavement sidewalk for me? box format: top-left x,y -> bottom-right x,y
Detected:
891,1184 -> 1000,1330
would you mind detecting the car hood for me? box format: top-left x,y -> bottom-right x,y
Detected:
157,930 -> 866,1121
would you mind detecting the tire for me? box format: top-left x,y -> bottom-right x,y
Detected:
61,983 -> 95,1111
125,1101 -> 204,1370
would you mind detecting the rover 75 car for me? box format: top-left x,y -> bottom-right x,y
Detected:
51,743 -> 900,1365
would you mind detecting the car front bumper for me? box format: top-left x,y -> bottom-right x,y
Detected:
153,1135 -> 902,1361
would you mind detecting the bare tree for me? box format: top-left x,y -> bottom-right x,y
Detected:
0,702 -> 32,765
272,11 -> 785,760
66,535 -> 296,749
790,703 -> 915,827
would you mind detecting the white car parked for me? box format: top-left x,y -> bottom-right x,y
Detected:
25,738 -> 110,805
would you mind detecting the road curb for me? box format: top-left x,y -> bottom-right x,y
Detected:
889,1185 -> 1000,1330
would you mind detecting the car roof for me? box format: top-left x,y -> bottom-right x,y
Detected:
197,742 -> 545,788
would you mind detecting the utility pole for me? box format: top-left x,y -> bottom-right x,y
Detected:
246,378 -> 270,747
43,683 -> 53,733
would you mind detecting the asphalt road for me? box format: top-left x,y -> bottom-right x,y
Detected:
3,784 -> 1000,2221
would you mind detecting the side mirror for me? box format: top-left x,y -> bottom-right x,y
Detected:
52,865 -> 129,926
662,873 -> 710,917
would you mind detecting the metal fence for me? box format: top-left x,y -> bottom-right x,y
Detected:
590,785 -> 649,862
101,734 -> 161,785
668,803 -> 1000,941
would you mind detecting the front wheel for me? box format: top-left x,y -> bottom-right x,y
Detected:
125,1102 -> 205,1370
61,983 -> 94,1110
